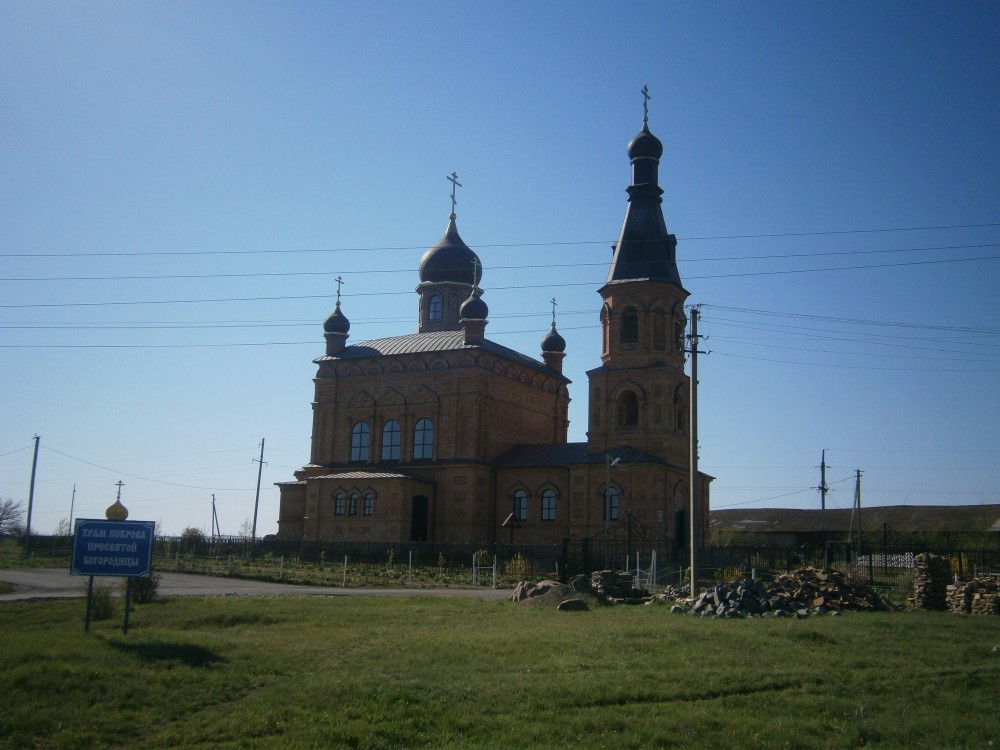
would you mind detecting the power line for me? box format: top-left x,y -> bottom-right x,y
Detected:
4,242 -> 998,282
3,254 -> 999,310
41,446 -> 255,491
2,221 -> 997,258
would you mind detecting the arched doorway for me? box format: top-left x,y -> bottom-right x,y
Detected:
410,496 -> 429,541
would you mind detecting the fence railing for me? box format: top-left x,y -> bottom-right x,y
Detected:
8,534 -> 999,596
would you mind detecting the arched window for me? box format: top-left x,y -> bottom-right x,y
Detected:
604,487 -> 620,522
541,489 -> 557,521
514,489 -> 528,521
363,492 -> 375,517
334,492 -> 346,516
674,387 -> 688,432
653,309 -> 666,351
428,293 -> 443,321
381,420 -> 401,460
618,391 -> 639,427
350,422 -> 370,462
621,307 -> 639,348
413,418 -> 434,460
349,492 -> 360,516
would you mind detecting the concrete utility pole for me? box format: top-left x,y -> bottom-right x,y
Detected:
819,449 -> 829,510
853,469 -> 863,548
24,434 -> 40,558
211,494 -> 221,542
687,306 -> 707,596
251,438 -> 265,540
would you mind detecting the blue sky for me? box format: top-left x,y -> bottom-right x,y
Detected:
2,1 -> 998,536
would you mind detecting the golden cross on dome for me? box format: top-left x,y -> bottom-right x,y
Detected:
447,172 -> 462,216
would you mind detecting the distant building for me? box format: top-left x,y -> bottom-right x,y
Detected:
709,505 -> 1000,548
277,105 -> 711,556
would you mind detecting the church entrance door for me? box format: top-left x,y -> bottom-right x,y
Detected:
410,496 -> 429,541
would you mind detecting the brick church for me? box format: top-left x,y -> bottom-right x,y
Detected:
277,104 -> 711,554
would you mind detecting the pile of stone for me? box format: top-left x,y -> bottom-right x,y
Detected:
511,575 -> 607,611
946,575 -> 1000,615
911,553 -> 952,610
512,567 -> 900,617
590,569 -> 650,603
685,567 -> 899,618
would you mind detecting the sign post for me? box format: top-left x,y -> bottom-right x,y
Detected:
71,517 -> 155,633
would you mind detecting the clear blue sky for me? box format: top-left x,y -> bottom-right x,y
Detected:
2,1 -> 998,536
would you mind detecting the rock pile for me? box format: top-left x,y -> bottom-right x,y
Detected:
946,576 -> 1000,615
685,567 -> 899,618
911,553 -> 952,610
513,567 -> 901,617
511,575 -> 606,611
590,569 -> 649,603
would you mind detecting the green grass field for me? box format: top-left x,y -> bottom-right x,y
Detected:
1,593 -> 998,749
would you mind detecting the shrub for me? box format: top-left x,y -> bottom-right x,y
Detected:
128,572 -> 161,604
87,580 -> 118,621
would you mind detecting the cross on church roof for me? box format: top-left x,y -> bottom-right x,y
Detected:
447,171 -> 462,217
641,84 -> 651,122
550,297 -> 558,325
334,275 -> 345,305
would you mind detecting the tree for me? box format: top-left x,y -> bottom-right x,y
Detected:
180,526 -> 206,544
0,499 -> 24,536
54,517 -> 71,536
237,517 -> 253,539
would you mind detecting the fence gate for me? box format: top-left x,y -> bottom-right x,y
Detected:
561,512 -> 675,579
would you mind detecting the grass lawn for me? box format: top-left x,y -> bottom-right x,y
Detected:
1,594 -> 997,749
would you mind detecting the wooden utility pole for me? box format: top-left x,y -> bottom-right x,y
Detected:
251,438 -> 265,540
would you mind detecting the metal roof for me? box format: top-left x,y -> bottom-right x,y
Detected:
492,442 -> 669,468
315,330 -> 568,380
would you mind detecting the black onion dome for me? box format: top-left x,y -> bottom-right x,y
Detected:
628,121 -> 663,160
459,290 -> 488,320
323,301 -> 350,334
419,215 -> 483,284
540,322 -> 566,353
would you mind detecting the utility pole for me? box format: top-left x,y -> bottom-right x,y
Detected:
847,468 -> 863,547
24,434 -> 40,559
251,438 -> 265,540
853,469 -> 863,548
687,306 -> 707,596
819,449 -> 829,510
211,494 -> 221,543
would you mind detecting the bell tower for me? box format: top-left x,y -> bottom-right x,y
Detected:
587,89 -> 690,465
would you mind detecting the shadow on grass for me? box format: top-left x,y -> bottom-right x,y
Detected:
107,638 -> 227,667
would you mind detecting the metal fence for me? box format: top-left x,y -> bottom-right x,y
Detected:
9,533 -> 999,594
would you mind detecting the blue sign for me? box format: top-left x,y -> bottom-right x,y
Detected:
71,519 -> 155,577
